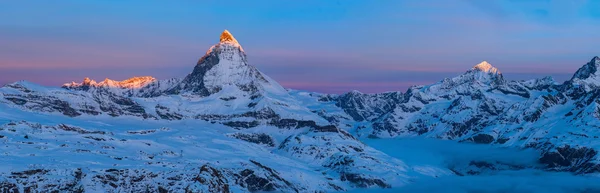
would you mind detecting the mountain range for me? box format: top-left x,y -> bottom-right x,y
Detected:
1,30 -> 599,192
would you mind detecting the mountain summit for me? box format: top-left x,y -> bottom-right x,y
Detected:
175,30 -> 285,96
220,29 -> 239,45
569,56 -> 600,90
572,56 -> 600,80
440,60 -> 505,87
62,30 -> 286,98
473,61 -> 500,75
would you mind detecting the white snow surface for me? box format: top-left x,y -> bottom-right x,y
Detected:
1,29 -> 599,192
0,30 -> 451,192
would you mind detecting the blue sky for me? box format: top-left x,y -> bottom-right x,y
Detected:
1,0 -> 599,93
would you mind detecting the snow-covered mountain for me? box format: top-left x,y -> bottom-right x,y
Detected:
0,30 -> 448,192
295,57 -> 600,176
1,30 -> 600,192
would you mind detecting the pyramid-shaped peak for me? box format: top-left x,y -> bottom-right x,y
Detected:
474,61 -> 492,70
220,30 -> 239,44
473,61 -> 500,74
571,56 -> 600,81
178,29 -> 285,96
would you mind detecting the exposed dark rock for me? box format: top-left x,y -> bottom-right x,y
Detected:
247,102 -> 258,108
248,160 -> 297,192
127,129 -> 157,135
340,173 -> 390,188
238,169 -> 275,192
52,99 -> 81,117
497,85 -> 531,98
11,169 -> 48,176
5,83 -> 32,93
223,121 -> 260,129
196,108 -> 279,122
195,165 -> 231,193
57,124 -> 106,135
312,125 -> 338,133
540,145 -> 600,174
0,182 -> 19,193
157,186 -> 168,193
470,134 -> 495,144
155,105 -> 183,120
496,138 -> 510,144
5,97 -> 27,105
448,117 -> 482,139
220,96 -> 237,101
84,136 -> 106,141
230,133 -> 275,147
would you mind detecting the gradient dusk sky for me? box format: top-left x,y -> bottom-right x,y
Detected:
1,0 -> 600,94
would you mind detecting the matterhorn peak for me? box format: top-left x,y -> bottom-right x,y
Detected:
177,30 -> 286,96
473,61 -> 500,74
220,30 -> 239,45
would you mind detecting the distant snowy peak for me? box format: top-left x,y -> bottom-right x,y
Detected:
82,77 -> 96,86
177,30 -> 286,96
63,76 -> 156,90
568,56 -> 600,91
438,60 -> 504,87
571,56 -> 600,80
472,61 -> 501,75
417,61 -> 507,95
461,61 -> 504,82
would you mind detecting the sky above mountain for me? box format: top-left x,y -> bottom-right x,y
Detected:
1,0 -> 599,93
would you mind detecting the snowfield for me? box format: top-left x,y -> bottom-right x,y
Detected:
1,30 -> 600,192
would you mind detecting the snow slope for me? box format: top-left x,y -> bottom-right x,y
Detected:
0,30 -> 448,192
293,58 -> 600,176
2,29 -> 600,192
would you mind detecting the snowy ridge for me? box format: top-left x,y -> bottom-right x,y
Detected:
2,29 -> 600,192
0,30 -> 451,192
64,76 -> 157,90
297,57 -> 600,177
